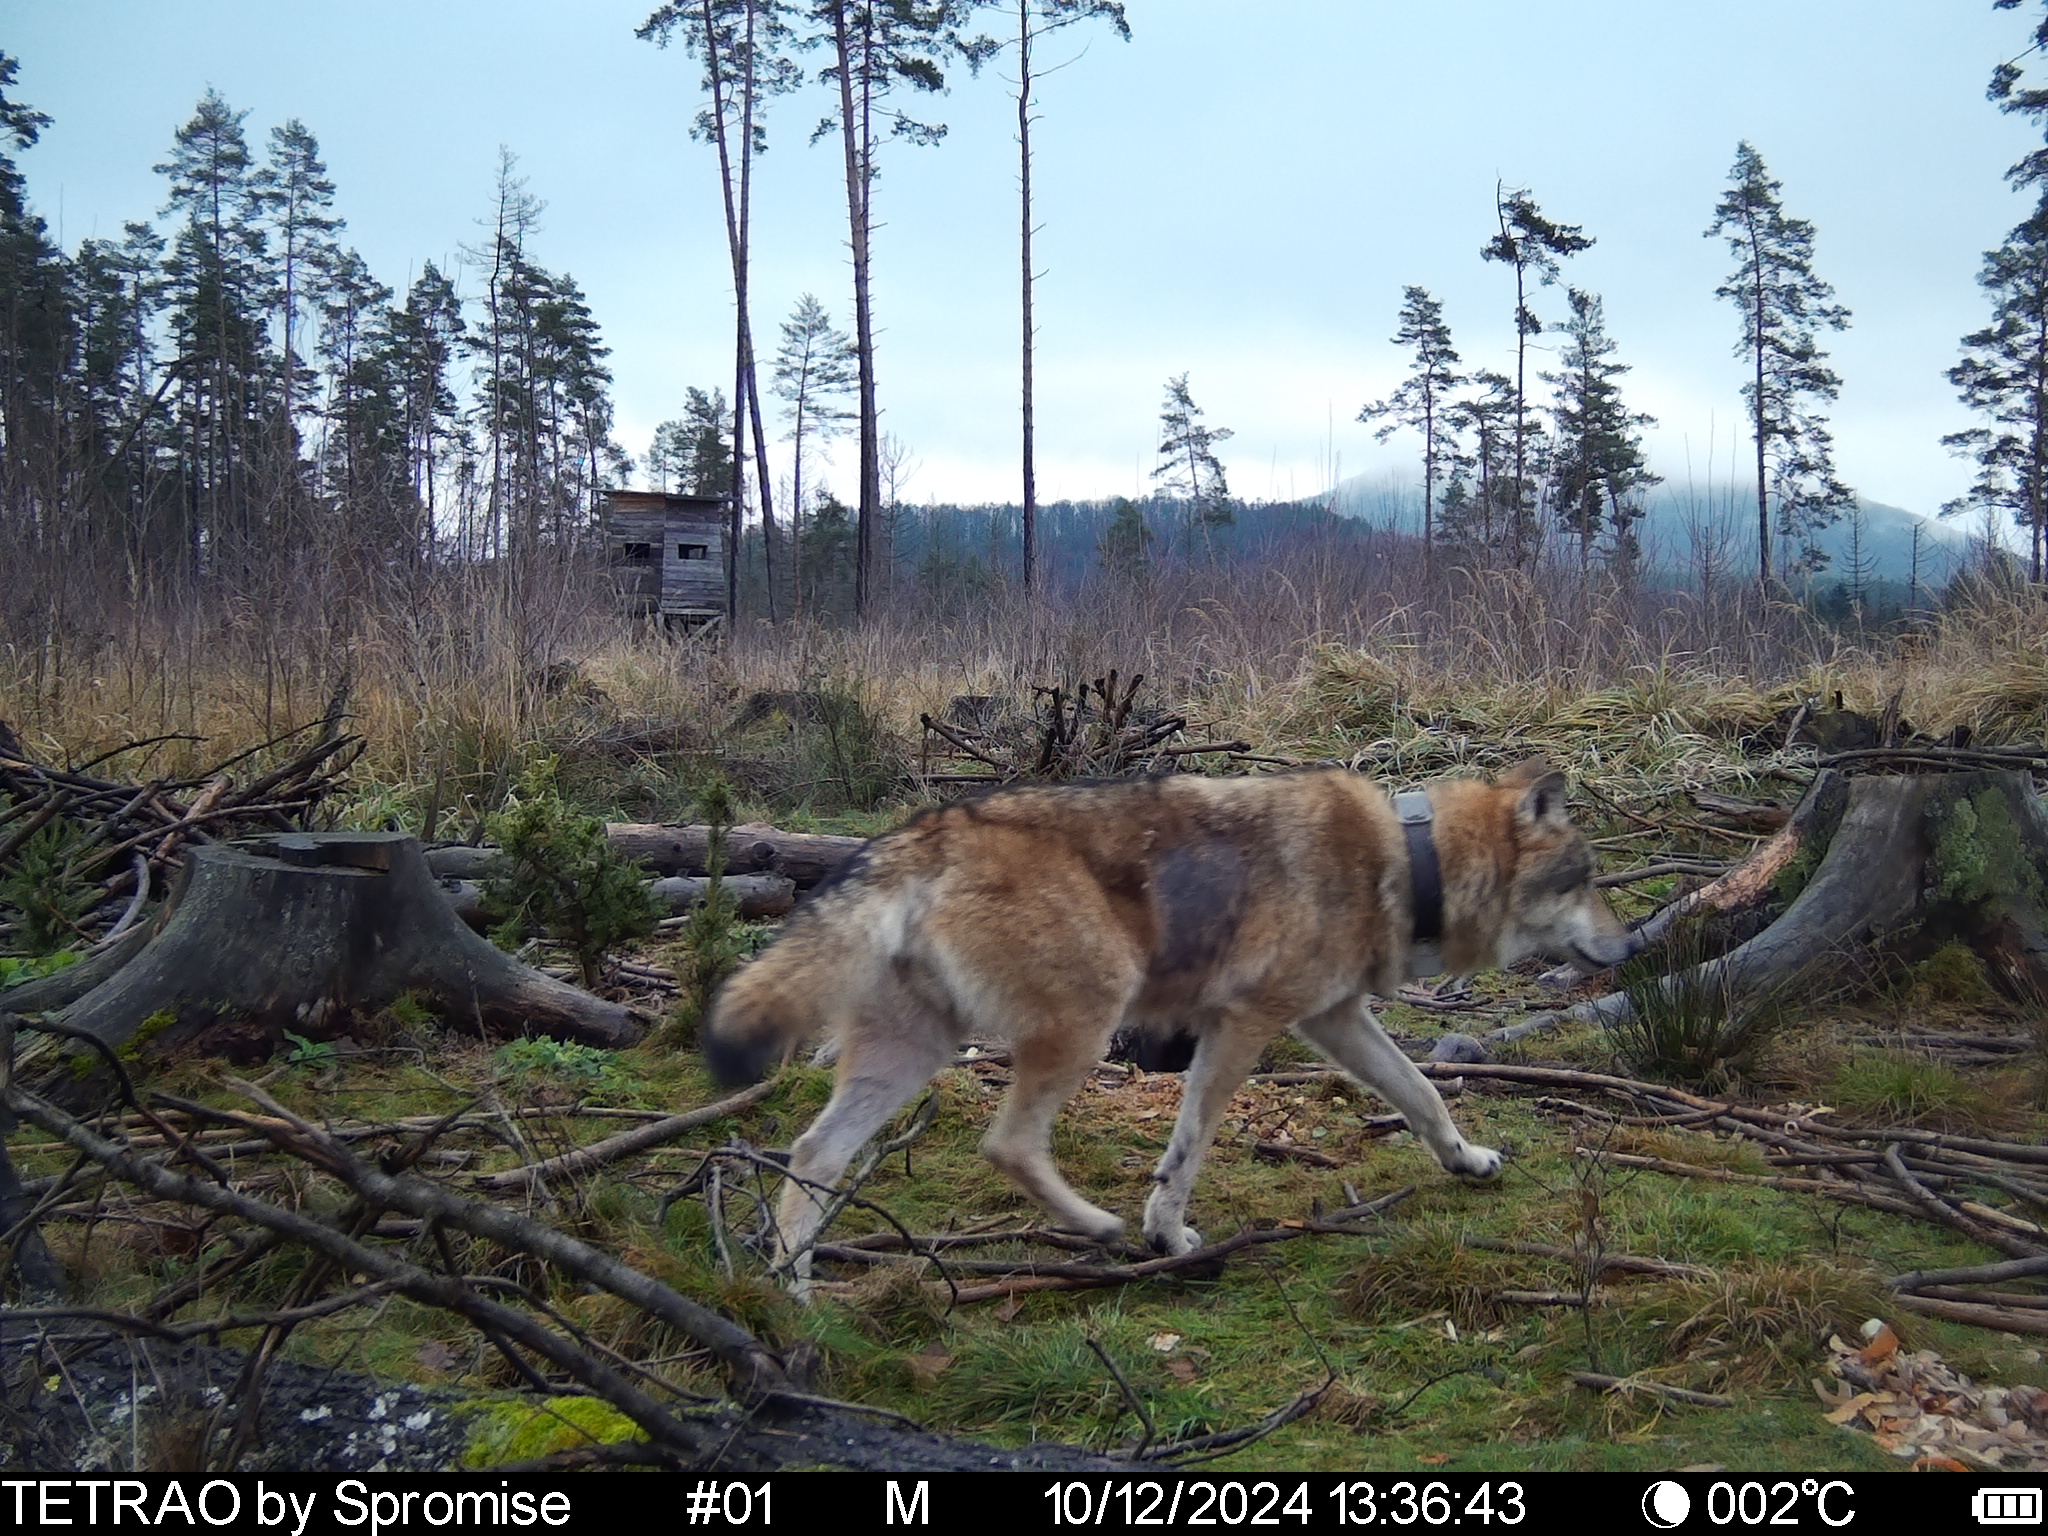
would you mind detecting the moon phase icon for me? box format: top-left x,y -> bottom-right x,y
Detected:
1641,1482 -> 1692,1529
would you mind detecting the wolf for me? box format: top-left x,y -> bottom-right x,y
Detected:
703,760 -> 1639,1289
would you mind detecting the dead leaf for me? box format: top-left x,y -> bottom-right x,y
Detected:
415,1340 -> 460,1372
1417,1453 -> 1451,1466
905,1342 -> 953,1386
1148,1331 -> 1182,1353
1857,1324 -> 1900,1367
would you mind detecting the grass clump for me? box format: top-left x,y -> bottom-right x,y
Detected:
1608,923 -> 1791,1089
481,758 -> 660,986
1827,1049 -> 1995,1128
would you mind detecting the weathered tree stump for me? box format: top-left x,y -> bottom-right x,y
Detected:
1499,766 -> 2048,1043
42,832 -> 642,1068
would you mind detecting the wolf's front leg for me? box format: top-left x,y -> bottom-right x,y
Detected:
1294,1002 -> 1502,1180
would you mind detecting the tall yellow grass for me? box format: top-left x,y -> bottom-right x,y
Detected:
4,540 -> 2043,808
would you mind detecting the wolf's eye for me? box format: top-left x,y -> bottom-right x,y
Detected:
1539,845 -> 1594,893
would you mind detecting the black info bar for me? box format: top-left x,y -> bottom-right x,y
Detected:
0,1473 -> 2030,1533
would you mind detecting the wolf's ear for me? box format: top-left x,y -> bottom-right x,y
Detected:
1512,767 -> 1570,828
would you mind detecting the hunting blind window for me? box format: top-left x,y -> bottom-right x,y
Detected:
678,544 -> 708,560
622,542 -> 651,562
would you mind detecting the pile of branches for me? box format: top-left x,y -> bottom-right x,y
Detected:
0,717 -> 361,943
919,670 -> 1251,785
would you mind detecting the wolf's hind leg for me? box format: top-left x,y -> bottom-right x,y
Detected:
980,1023 -> 1128,1245
1141,1017 -> 1274,1255
776,1025 -> 954,1296
1295,1002 -> 1503,1180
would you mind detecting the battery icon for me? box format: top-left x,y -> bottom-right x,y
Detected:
1975,1489 -> 2044,1526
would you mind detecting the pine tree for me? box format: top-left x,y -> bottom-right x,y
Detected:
1151,373 -> 1232,546
1444,369 -> 1517,552
384,262 -> 464,557
252,119 -> 341,461
1992,0 -> 2048,188
155,89 -> 273,572
0,54 -> 68,557
808,1 -> 994,613
1543,287 -> 1659,570
772,291 -> 856,613
1359,286 -> 1462,563
1943,195 -> 2048,583
1096,494 -> 1151,577
1007,0 -> 1128,591
1480,185 -> 1592,563
313,246 -> 397,525
637,1 -> 804,618
1706,140 -> 1855,591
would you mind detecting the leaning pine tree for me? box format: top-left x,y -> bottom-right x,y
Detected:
1705,140 -> 1855,593
1151,373 -> 1232,550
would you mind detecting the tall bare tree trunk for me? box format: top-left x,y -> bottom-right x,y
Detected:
1749,219 -> 1772,595
1018,0 -> 1037,593
834,7 -> 882,616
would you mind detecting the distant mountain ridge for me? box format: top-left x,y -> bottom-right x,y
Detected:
1321,474 -> 1975,584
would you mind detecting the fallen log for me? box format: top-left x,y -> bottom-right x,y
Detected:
604,822 -> 863,888
1890,1294 -> 2048,1335
437,871 -> 796,930
35,833 -> 641,1072
431,822 -> 866,892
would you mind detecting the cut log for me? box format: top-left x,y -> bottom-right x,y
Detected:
430,823 -> 865,892
39,833 -> 640,1071
439,871 -> 796,929
605,822 -> 863,889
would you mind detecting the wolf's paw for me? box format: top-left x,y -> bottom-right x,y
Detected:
1066,1211 -> 1127,1245
1145,1223 -> 1204,1256
1446,1142 -> 1504,1181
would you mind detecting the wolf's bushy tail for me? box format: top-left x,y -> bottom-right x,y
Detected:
701,911 -> 864,1086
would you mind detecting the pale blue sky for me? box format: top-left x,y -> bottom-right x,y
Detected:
9,1 -> 2043,514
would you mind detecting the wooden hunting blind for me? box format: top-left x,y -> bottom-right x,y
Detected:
604,489 -> 730,629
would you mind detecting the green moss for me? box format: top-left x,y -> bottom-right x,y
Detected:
460,1396 -> 644,1467
1912,942 -> 1995,1006
1930,788 -> 2045,912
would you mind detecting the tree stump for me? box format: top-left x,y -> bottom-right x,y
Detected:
42,832 -> 643,1068
1499,765 -> 2048,1042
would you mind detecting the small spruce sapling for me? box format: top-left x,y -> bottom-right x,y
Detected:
679,778 -> 748,1024
481,761 -> 659,987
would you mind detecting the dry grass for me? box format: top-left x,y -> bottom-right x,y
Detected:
6,541 -> 2046,836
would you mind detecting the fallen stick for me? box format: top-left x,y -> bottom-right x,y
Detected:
1906,1285 -> 2048,1309
1889,1254 -> 2048,1290
1461,1236 -> 1715,1281
473,1080 -> 778,1193
1571,1372 -> 1734,1408
1579,1150 -> 1924,1218
1884,1145 -> 2044,1260
914,1188 -> 1416,1304
1890,1294 -> 2048,1335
